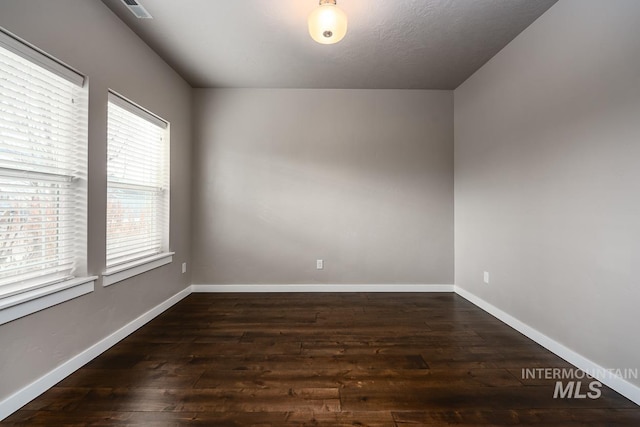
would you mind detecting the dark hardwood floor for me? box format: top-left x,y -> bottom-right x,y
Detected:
3,293 -> 640,426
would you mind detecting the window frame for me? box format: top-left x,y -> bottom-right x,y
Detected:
0,28 -> 95,325
103,90 -> 171,287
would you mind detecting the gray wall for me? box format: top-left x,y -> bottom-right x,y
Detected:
455,0 -> 640,385
192,89 -> 453,285
0,0 -> 192,400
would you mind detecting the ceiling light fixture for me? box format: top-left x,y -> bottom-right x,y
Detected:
308,0 -> 348,45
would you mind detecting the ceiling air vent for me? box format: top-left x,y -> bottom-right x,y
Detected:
120,0 -> 153,19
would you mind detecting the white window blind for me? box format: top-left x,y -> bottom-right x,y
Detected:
0,30 -> 87,298
106,92 -> 169,268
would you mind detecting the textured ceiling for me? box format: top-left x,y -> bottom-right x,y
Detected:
101,0 -> 557,89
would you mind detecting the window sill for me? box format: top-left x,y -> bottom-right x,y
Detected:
0,276 -> 97,326
102,252 -> 174,287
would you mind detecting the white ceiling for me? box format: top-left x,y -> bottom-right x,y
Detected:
101,0 -> 557,89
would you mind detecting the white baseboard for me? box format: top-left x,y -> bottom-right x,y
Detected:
454,286 -> 640,406
0,286 -> 191,421
191,284 -> 455,293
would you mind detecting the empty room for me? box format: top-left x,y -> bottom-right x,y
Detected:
0,0 -> 639,425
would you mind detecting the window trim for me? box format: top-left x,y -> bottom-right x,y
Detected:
0,276 -> 97,326
102,252 -> 174,287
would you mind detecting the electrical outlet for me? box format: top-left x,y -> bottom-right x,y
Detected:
316,259 -> 324,270
483,271 -> 489,284
182,262 -> 187,274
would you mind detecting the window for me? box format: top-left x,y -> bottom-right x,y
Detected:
0,28 -> 93,323
104,92 -> 170,285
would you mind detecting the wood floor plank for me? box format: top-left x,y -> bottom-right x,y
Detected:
340,384 -> 637,411
4,410 -> 294,426
392,408 -> 640,426
22,387 -> 340,413
2,293 -> 639,426
285,411 -> 396,426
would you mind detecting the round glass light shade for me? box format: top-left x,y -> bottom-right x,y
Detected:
308,3 -> 348,44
